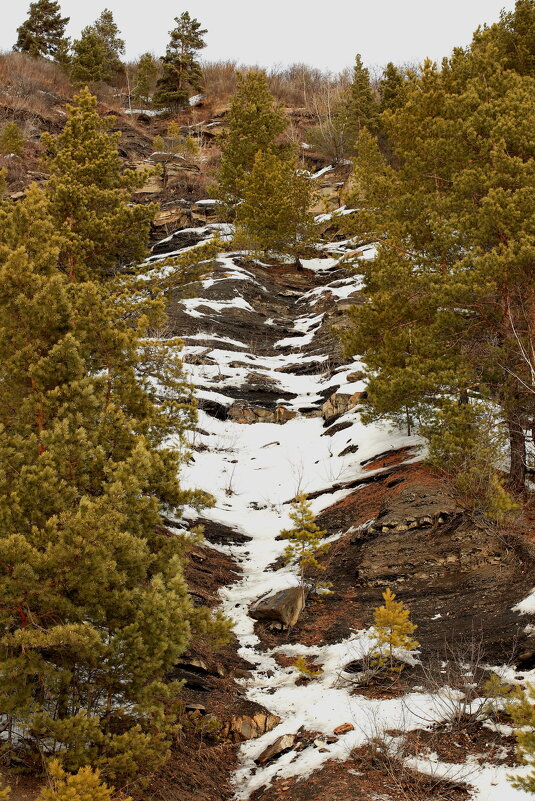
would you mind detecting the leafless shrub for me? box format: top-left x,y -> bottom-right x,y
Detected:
201,60 -> 239,102
359,729 -> 471,801
200,60 -> 350,113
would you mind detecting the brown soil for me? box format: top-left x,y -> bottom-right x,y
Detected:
249,744 -> 470,801
0,773 -> 42,801
403,718 -> 517,767
145,730 -> 238,801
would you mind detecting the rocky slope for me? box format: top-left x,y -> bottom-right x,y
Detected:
143,221 -> 535,801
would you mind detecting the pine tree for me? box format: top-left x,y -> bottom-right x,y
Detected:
53,36 -> 71,69
423,401 -> 518,520
133,53 -> 159,106
370,588 -> 419,671
342,26 -> 535,492
473,0 -> 535,76
41,87 -> 155,282
0,93 -> 228,787
216,70 -> 287,212
153,12 -> 207,110
235,149 -> 317,261
14,0 -> 69,59
280,495 -> 329,591
0,123 -> 25,157
508,683 -> 535,793
345,54 -> 379,149
70,10 -> 124,86
379,62 -> 405,113
70,27 -> 111,85
38,761 -> 128,801
92,9 -> 125,76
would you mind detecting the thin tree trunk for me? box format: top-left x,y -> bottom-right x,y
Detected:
508,410 -> 526,490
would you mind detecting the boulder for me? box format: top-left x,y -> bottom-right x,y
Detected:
149,150 -> 186,164
153,204 -> 190,229
347,370 -> 366,383
221,712 -> 281,743
227,403 -> 297,425
250,587 -> 305,628
191,199 -> 220,224
322,392 -> 363,424
255,733 -> 297,765
275,406 -> 297,424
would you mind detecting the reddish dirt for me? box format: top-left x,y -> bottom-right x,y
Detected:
403,718 -> 517,767
249,745 -> 470,801
0,774 -> 42,801
145,730 -> 238,801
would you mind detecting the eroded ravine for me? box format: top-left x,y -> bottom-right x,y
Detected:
152,226 -> 535,801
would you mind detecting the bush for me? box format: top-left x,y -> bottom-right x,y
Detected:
0,122 -> 25,156
38,761 -> 128,801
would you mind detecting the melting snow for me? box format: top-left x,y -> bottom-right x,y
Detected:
513,588 -> 535,615
160,232 -> 528,801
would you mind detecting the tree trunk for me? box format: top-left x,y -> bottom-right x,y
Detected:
508,411 -> 526,490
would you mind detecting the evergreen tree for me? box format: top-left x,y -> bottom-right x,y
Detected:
473,0 -> 535,76
0,123 -> 25,157
41,87 -> 155,282
153,12 -> 207,110
70,10 -> 124,85
280,495 -> 329,591
53,36 -> 71,69
370,588 -> 419,671
133,53 -> 159,106
38,761 -> 128,801
379,62 -> 405,113
216,70 -> 287,212
508,683 -> 535,793
342,31 -> 535,491
423,401 -> 518,520
345,54 -> 379,148
235,149 -> 317,261
0,92 -> 228,787
92,9 -> 125,76
14,0 -> 69,59
70,27 -> 111,85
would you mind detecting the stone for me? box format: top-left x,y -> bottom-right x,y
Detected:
149,150 -> 186,164
347,370 -> 365,383
250,586 -> 305,628
191,199 -> 220,223
333,723 -> 355,735
185,703 -> 206,715
322,392 -> 358,424
275,406 -> 297,424
176,657 -> 209,673
222,712 -> 281,743
255,733 -> 297,765
153,205 -> 190,229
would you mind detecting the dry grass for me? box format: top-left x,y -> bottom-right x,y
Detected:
201,60 -> 349,111
0,51 -> 72,126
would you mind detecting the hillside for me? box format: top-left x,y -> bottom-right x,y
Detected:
134,222 -> 535,801
1,3 -> 535,798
